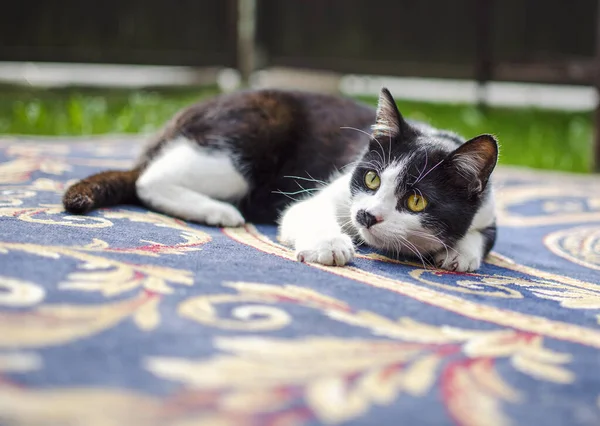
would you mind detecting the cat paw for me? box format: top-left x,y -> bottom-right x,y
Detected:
203,204 -> 245,227
296,235 -> 355,266
434,251 -> 481,272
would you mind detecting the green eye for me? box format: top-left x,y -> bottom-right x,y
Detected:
364,170 -> 380,190
407,194 -> 428,212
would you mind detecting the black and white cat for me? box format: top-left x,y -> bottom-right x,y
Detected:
63,88 -> 498,272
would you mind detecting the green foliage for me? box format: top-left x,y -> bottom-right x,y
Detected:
0,86 -> 218,136
0,86 -> 593,173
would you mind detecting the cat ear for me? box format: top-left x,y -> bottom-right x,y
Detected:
447,134 -> 498,194
372,88 -> 413,139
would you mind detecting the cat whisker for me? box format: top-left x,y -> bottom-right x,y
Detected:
414,158 -> 445,184
397,235 -> 427,269
373,138 -> 387,168
272,188 -> 320,201
273,192 -> 300,202
283,175 -> 327,185
388,239 -> 422,268
340,126 -> 377,142
412,150 -> 429,185
344,157 -> 380,170
388,132 -> 392,167
398,236 -> 430,269
305,172 -> 327,186
339,160 -> 362,171
410,230 -> 459,267
414,187 -> 424,201
341,126 -> 388,169
335,217 -> 354,227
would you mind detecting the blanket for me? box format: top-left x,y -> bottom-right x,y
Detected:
0,135 -> 599,426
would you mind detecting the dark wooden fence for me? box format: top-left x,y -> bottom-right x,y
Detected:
1,0 -> 600,169
2,0 -> 597,83
256,0 -> 598,85
0,0 -> 238,67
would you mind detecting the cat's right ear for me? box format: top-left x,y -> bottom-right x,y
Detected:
372,88 -> 413,139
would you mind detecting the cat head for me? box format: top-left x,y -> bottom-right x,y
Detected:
349,88 -> 498,257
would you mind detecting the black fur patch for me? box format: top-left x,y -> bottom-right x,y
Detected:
349,105 -> 497,248
139,89 -> 377,223
66,88 -> 497,261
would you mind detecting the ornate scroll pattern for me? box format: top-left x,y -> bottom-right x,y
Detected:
494,171 -> 600,227
146,282 -> 575,426
224,225 -> 600,349
1,138 -> 600,426
544,226 -> 600,271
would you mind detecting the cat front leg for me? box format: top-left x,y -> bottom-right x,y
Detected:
434,225 -> 496,272
278,175 -> 355,267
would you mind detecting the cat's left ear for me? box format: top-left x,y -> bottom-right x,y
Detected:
372,88 -> 414,139
447,134 -> 498,194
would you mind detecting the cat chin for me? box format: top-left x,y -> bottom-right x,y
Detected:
357,227 -> 392,250
358,226 -> 445,257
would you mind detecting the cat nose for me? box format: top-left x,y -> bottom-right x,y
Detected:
356,210 -> 383,229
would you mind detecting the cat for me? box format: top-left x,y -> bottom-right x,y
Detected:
63,87 -> 498,272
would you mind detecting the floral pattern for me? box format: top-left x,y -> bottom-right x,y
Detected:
0,136 -> 599,426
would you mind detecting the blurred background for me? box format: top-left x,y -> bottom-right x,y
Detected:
1,0 -> 599,173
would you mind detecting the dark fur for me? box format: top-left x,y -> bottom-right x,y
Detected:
63,169 -> 140,214
64,89 -> 375,222
349,89 -> 497,257
63,88 -> 497,257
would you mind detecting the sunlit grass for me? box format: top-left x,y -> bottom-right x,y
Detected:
0,85 -> 219,136
0,85 -> 593,173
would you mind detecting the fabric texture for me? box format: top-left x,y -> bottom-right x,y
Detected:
0,135 -> 599,426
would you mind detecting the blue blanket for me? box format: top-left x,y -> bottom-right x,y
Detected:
1,135 -> 599,426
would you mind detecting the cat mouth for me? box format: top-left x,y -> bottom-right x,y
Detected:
358,227 -> 387,247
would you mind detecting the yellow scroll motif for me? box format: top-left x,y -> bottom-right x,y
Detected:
0,206 -> 211,296
496,184 -> 600,227
0,291 -> 157,348
103,210 -> 211,256
0,276 -> 45,307
0,277 -> 575,426
154,281 -> 573,426
179,281 -> 350,331
0,352 -> 42,373
0,204 -> 212,344
0,157 -> 70,184
486,253 -> 600,309
0,241 -> 194,296
224,225 -> 600,349
0,386 -> 165,426
0,188 -> 36,207
1,200 -> 211,254
0,205 -> 114,228
544,225 -> 600,271
409,267 -> 600,310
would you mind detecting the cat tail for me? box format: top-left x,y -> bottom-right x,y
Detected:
62,167 -> 142,214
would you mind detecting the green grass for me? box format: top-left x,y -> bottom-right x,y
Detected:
0,85 -> 594,173
0,85 -> 220,136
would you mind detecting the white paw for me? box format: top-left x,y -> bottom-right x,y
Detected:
296,234 -> 355,266
434,250 -> 482,272
203,204 -> 245,227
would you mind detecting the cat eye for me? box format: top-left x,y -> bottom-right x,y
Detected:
406,193 -> 428,212
364,170 -> 380,190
